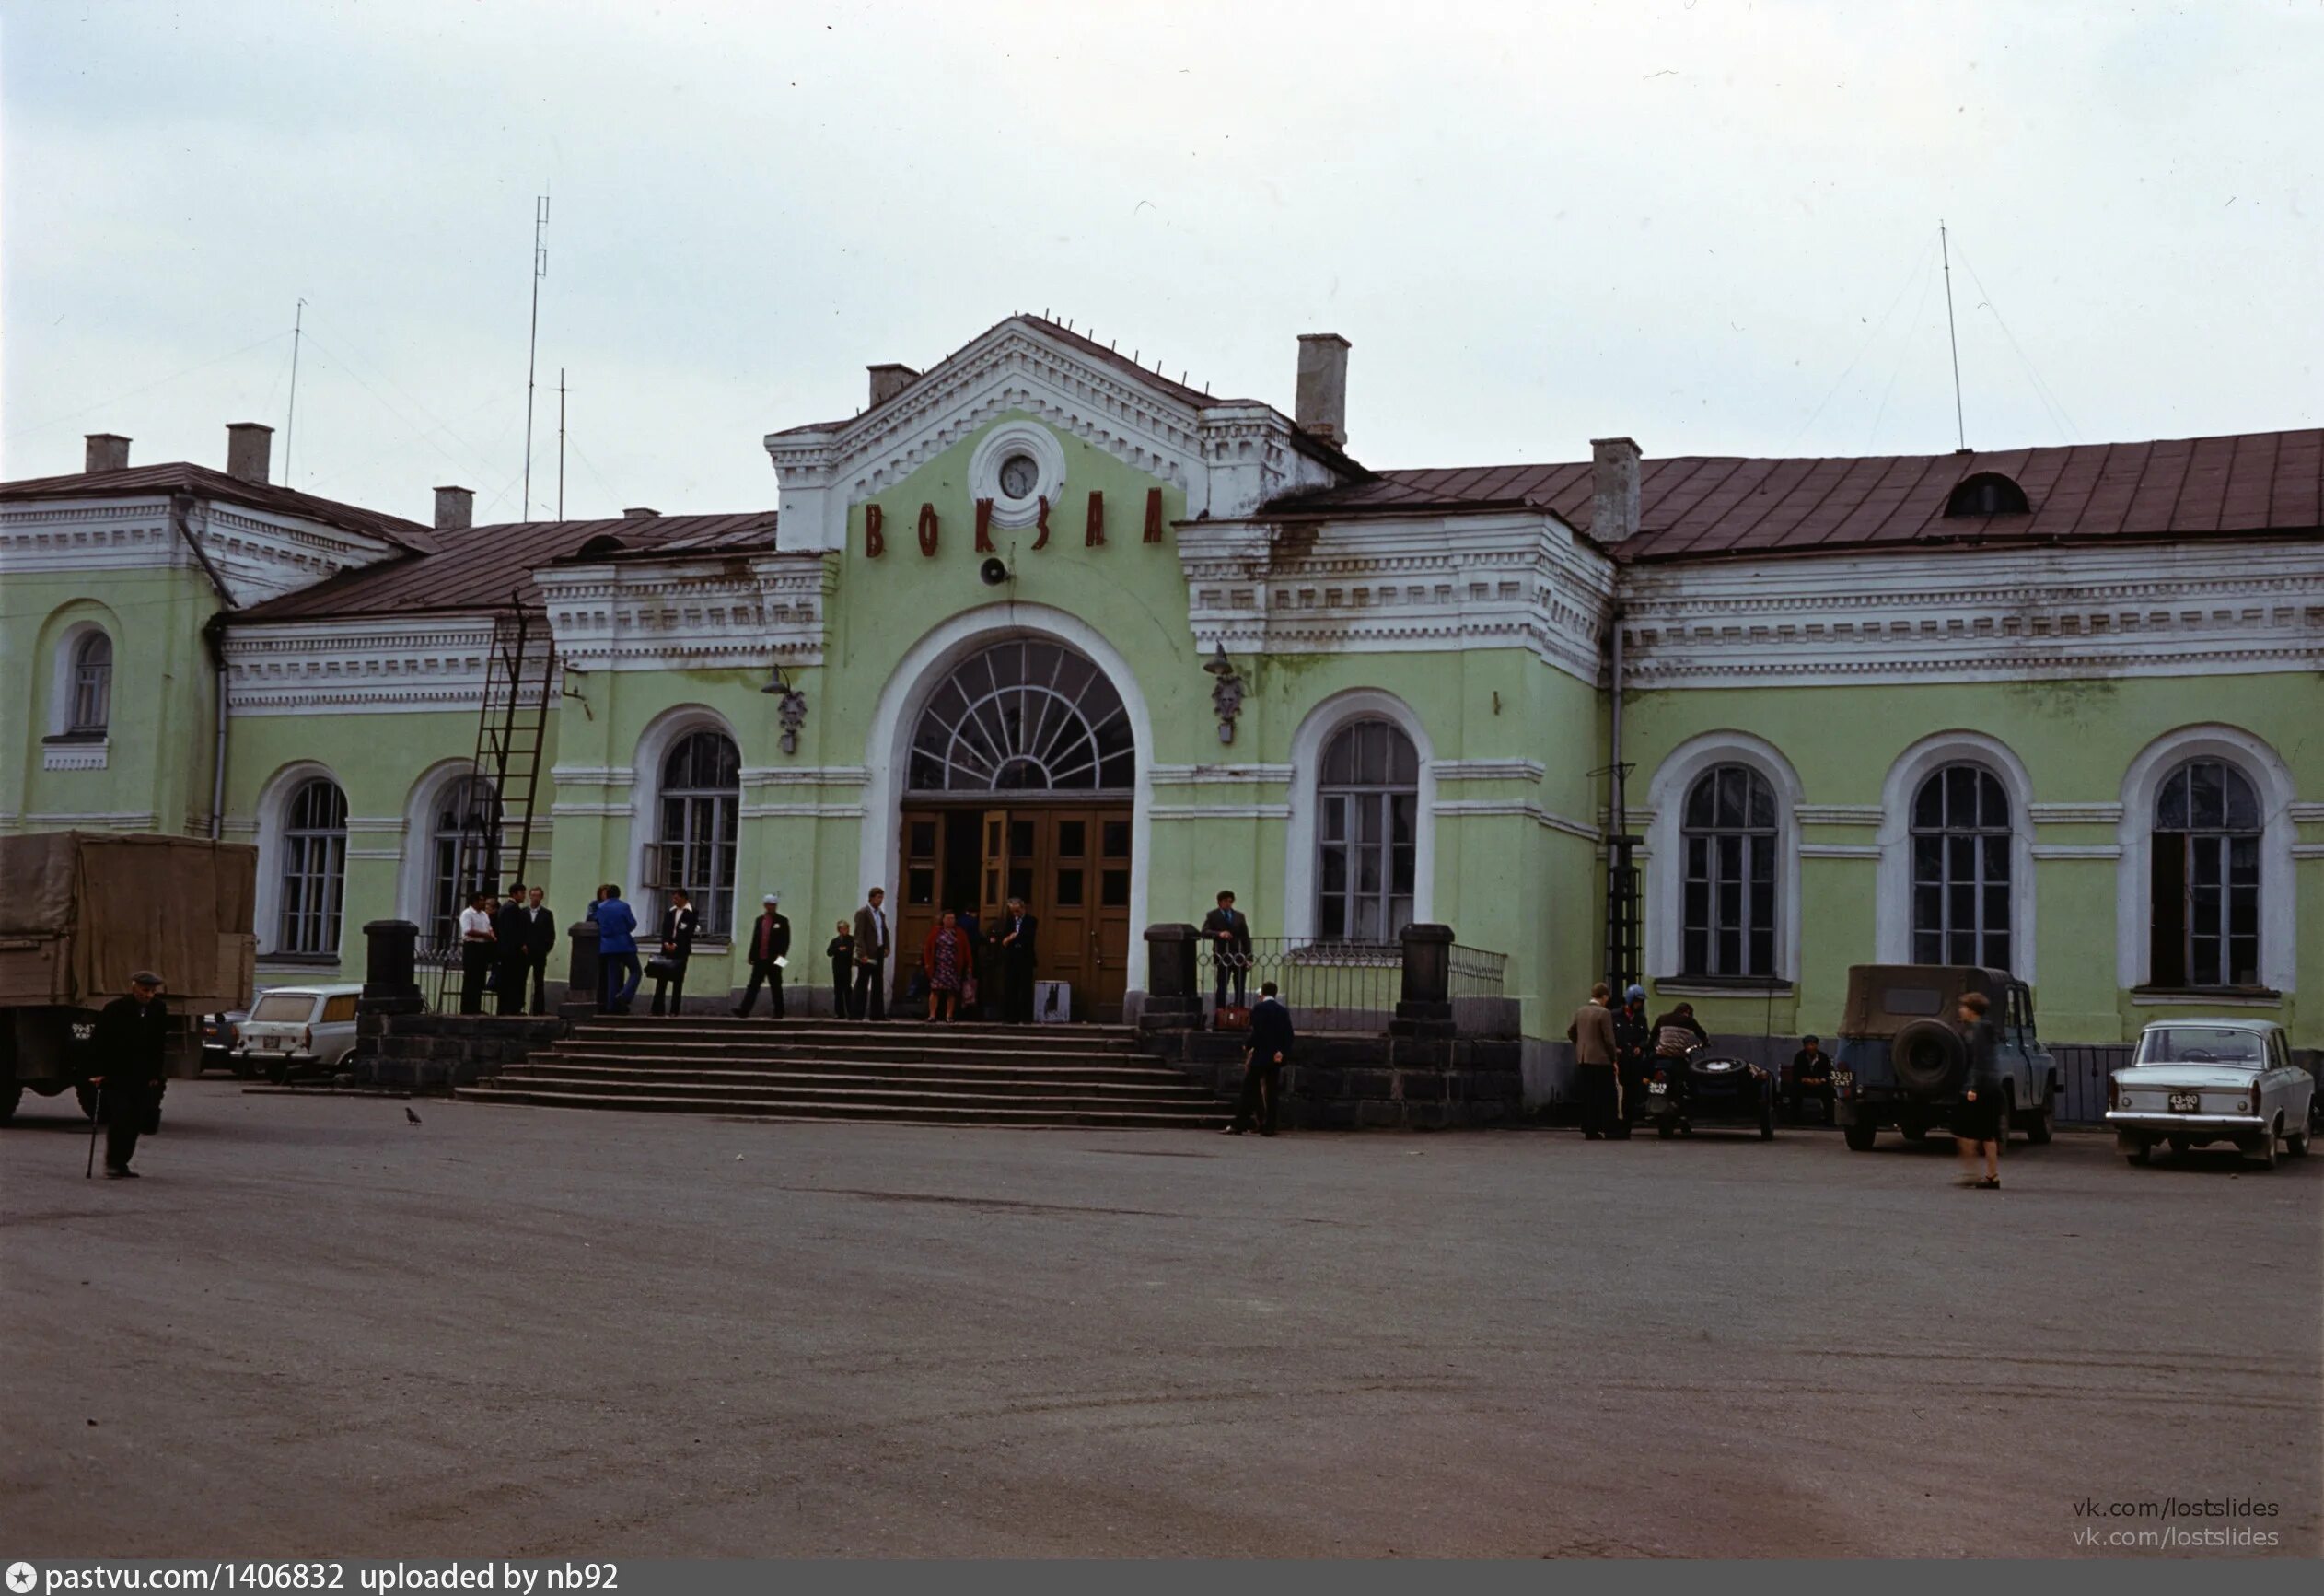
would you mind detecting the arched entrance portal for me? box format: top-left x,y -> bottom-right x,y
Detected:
896,637 -> 1136,1018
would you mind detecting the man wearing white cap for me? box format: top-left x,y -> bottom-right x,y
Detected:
735,892 -> 792,1019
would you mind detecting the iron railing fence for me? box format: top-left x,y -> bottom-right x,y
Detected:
1448,944 -> 1508,997
1199,937 -> 1399,1030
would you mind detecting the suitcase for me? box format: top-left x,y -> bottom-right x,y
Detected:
1214,1004 -> 1251,1032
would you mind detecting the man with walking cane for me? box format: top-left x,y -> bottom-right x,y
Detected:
89,971 -> 168,1180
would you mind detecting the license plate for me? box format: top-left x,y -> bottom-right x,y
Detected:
262,1036 -> 284,1050
2167,1091 -> 2200,1113
1649,1081 -> 1668,1095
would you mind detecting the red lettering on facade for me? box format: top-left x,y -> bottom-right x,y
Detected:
1143,487 -> 1165,543
865,503 -> 885,558
917,502 -> 939,556
1086,490 -> 1105,547
974,497 -> 996,553
1031,494 -> 1051,551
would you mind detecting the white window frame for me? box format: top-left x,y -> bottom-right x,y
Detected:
1876,732 -> 2037,981
273,773 -> 349,958
629,707 -> 745,943
1284,689 -> 1436,944
1643,732 -> 1803,986
2117,725 -> 2296,996
45,618 -> 117,740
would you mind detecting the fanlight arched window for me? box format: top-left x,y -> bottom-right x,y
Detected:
657,729 -> 740,938
2152,759 -> 2260,989
1945,472 -> 2030,517
69,632 -> 113,735
428,775 -> 501,947
908,639 -> 1133,794
1315,719 -> 1418,942
1911,764 -> 2013,969
1681,764 -> 1778,978
278,778 -> 348,956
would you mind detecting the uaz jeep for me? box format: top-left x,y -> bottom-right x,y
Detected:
1833,964 -> 2056,1151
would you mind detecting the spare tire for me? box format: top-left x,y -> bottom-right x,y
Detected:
1891,1019 -> 1967,1099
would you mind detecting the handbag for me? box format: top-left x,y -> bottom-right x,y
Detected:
960,974 -> 979,1005
645,955 -> 679,980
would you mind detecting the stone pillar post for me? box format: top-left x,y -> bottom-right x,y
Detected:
1392,922 -> 1456,1038
357,919 -> 424,1017
1138,923 -> 1202,1031
564,919 -> 601,1019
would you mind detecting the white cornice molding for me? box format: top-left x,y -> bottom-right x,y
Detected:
541,551 -> 830,672
1180,510 -> 1615,682
41,740 -> 109,772
2032,843 -> 2125,860
549,765 -> 638,788
738,801 -> 867,820
2292,843 -> 2324,860
548,801 -> 633,818
0,495 -> 402,605
1150,802 -> 1294,821
740,764 -> 870,788
223,617 -> 500,714
1149,763 -> 1296,786
16,810 -> 159,830
2289,802 -> 2324,824
1799,843 -> 1881,860
1617,542 -> 2324,686
1435,759 -> 1547,784
1794,803 -> 1882,826
1431,798 -> 1600,842
2029,801 -> 2126,825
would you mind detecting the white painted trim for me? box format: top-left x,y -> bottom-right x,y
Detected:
859,603 -> 1156,991
1282,689 -> 1437,942
739,765 -> 870,788
967,419 -> 1068,530
1435,759 -> 1547,784
2116,724 -> 2297,995
396,760 -> 489,926
2029,802 -> 2125,825
551,765 -> 638,788
628,705 -> 743,907
251,760 -> 347,961
1643,732 -> 1804,984
1795,804 -> 1882,827
15,810 -> 158,829
2129,992 -> 2285,1008
1430,799 -> 1599,842
739,802 -> 866,820
1801,844 -> 1881,860
1151,803 -> 1293,821
2033,844 -> 2123,860
549,802 -> 634,818
1873,732 -> 2038,983
223,618 -> 500,715
41,740 -> 109,772
46,616 -> 117,740
2294,844 -> 2324,861
1148,763 -> 1295,786
540,552 -> 828,674
2291,802 -> 2324,824
345,849 -> 401,861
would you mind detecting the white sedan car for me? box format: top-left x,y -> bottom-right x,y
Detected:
2108,1019 -> 2314,1170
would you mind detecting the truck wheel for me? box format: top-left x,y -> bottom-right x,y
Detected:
2026,1090 -> 2054,1146
1843,1120 -> 1878,1152
0,1082 -> 19,1123
76,1081 -> 99,1120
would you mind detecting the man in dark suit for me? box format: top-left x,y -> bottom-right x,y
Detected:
519,886 -> 557,1014
736,892 -> 792,1018
850,887 -> 890,1021
1225,981 -> 1294,1136
92,971 -> 169,1178
650,888 -> 699,1016
494,883 -> 534,1015
1200,890 -> 1252,1019
992,894 -> 1039,1024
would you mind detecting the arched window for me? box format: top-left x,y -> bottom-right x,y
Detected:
2152,759 -> 2260,988
427,775 -> 501,947
1315,719 -> 1417,942
279,779 -> 348,956
68,632 -> 112,735
1944,472 -> 2031,517
657,729 -> 740,938
1681,764 -> 1778,978
908,638 -> 1133,794
1911,764 -> 2013,969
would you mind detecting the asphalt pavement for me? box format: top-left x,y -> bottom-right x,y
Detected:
4,1082 -> 2316,1557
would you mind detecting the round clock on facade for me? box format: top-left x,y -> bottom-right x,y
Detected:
997,452 -> 1040,500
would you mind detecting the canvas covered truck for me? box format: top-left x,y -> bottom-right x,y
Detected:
0,832 -> 257,1126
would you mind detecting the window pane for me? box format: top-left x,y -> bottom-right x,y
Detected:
1055,821 -> 1086,858
1099,868 -> 1129,907
2189,762 -> 2224,830
1101,820 -> 1130,858
2222,768 -> 2259,831
1913,775 -> 1943,830
2155,767 -> 2189,831
1684,927 -> 1708,974
1054,868 -> 1083,907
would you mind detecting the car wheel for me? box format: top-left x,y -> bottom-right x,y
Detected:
2027,1090 -> 2055,1146
2167,1135 -> 2192,1156
1843,1120 -> 1878,1152
2246,1123 -> 2279,1171
2124,1139 -> 2152,1166
2286,1124 -> 2311,1159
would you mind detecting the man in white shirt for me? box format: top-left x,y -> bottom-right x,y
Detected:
457,890 -> 497,1015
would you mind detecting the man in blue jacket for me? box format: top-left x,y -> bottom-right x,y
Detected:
594,886 -> 641,1014
1224,981 -> 1295,1136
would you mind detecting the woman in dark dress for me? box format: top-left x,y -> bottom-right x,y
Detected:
1953,990 -> 2003,1189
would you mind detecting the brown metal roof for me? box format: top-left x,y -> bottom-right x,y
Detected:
1269,429 -> 2324,561
235,511 -> 779,622
0,461 -> 436,552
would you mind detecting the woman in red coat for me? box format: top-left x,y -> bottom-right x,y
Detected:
922,911 -> 975,1023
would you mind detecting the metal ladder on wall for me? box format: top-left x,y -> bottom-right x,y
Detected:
1604,834 -> 1643,996
451,597 -> 558,905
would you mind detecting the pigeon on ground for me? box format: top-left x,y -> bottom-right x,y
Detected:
405,1107 -> 422,1125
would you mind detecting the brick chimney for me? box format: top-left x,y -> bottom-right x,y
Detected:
1590,437 -> 1642,542
1295,333 -> 1351,449
434,485 -> 474,531
85,434 -> 132,472
226,422 -> 273,485
867,363 -> 919,408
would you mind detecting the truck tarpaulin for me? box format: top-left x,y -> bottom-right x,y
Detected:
0,832 -> 257,1011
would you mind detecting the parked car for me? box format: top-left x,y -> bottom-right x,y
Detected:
2107,1019 -> 2314,1170
233,985 -> 363,1083
1833,965 -> 2056,1151
198,1010 -> 248,1074
1644,1044 -> 1775,1139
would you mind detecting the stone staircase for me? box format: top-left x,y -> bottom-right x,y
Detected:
454,1016 -> 1231,1130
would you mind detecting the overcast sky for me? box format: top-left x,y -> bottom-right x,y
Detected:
6,0 -> 2318,526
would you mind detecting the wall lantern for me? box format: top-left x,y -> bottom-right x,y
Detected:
761,661 -> 808,755
1203,643 -> 1245,747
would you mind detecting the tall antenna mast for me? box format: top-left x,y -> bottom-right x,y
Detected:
521,191 -> 550,521
283,297 -> 305,485
557,368 -> 567,520
1940,220 -> 1966,451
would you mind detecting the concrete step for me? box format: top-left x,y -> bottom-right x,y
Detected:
541,1041 -> 1156,1071
514,1057 -> 1209,1091
564,1021 -> 1142,1055
455,1081 -> 1227,1129
485,1071 -> 1215,1107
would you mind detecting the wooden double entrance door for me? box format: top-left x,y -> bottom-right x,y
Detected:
896,803 -> 1133,1019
